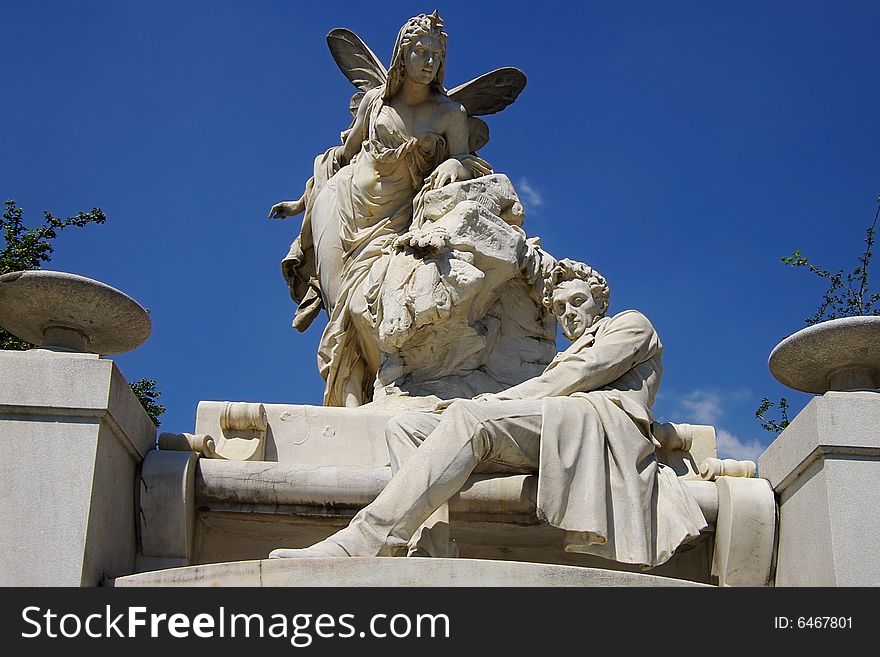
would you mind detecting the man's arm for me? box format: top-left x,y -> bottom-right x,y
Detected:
495,310 -> 660,401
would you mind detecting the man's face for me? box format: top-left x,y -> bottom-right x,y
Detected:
551,279 -> 600,340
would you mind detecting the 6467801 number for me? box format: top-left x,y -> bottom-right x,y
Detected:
774,617 -> 852,629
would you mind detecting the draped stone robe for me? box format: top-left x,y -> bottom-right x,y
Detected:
498,309 -> 707,567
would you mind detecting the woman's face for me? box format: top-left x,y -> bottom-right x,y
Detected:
404,35 -> 443,85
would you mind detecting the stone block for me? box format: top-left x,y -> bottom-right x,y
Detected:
0,350 -> 155,586
195,401 -> 396,466
758,391 -> 880,586
139,450 -> 198,560
113,557 -> 708,587
710,477 -> 776,586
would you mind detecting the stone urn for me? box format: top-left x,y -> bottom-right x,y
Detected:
769,316 -> 880,393
0,269 -> 151,355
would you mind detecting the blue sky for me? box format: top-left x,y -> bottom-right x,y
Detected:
2,1 -> 878,460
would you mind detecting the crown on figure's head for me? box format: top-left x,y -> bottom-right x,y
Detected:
405,10 -> 445,37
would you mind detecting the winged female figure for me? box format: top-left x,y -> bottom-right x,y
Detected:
269,12 -> 536,407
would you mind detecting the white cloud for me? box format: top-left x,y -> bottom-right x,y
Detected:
678,390 -> 723,425
671,388 -> 768,462
716,429 -> 767,462
516,177 -> 543,208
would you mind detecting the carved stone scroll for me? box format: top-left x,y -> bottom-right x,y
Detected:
159,402 -> 268,461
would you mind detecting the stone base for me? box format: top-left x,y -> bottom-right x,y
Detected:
111,558 -> 709,587
759,391 -> 880,586
140,402 -> 775,586
0,350 -> 156,586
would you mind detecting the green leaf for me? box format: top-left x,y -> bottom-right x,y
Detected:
129,378 -> 166,427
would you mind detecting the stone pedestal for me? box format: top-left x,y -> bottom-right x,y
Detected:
112,557 -> 708,587
759,391 -> 880,586
0,350 -> 156,586
137,400 -> 783,586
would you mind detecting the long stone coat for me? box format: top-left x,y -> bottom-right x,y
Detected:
498,309 -> 707,567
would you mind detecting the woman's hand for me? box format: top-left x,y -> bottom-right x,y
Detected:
268,198 -> 305,219
393,225 -> 450,252
425,158 -> 471,190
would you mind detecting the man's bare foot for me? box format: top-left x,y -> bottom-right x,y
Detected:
268,539 -> 350,559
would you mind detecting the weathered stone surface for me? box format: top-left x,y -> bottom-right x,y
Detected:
270,14 -> 542,408
769,316 -> 880,393
0,269 -> 151,355
190,459 -> 719,524
417,174 -> 524,227
243,13 -> 751,584
113,557 -> 708,587
759,391 -> 880,489
195,401 -> 398,466
270,259 -> 709,570
139,451 -> 198,561
144,392 -> 724,583
711,477 -> 775,587
758,391 -> 880,586
371,180 -> 555,402
0,349 -> 156,585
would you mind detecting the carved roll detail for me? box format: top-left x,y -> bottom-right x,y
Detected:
699,458 -> 756,481
192,434 -> 217,457
653,422 -> 695,453
158,432 -> 217,457
220,402 -> 268,432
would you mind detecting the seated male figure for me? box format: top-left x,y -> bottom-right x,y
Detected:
270,259 -> 706,567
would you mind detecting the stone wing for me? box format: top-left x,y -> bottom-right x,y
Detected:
326,28 -> 387,92
447,68 -> 527,117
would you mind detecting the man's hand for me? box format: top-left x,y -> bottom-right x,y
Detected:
431,398 -> 461,413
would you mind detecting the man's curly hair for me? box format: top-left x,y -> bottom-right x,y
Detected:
542,259 -> 610,316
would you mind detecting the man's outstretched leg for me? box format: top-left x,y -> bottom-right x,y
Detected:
269,399 -> 543,558
385,411 -> 456,557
